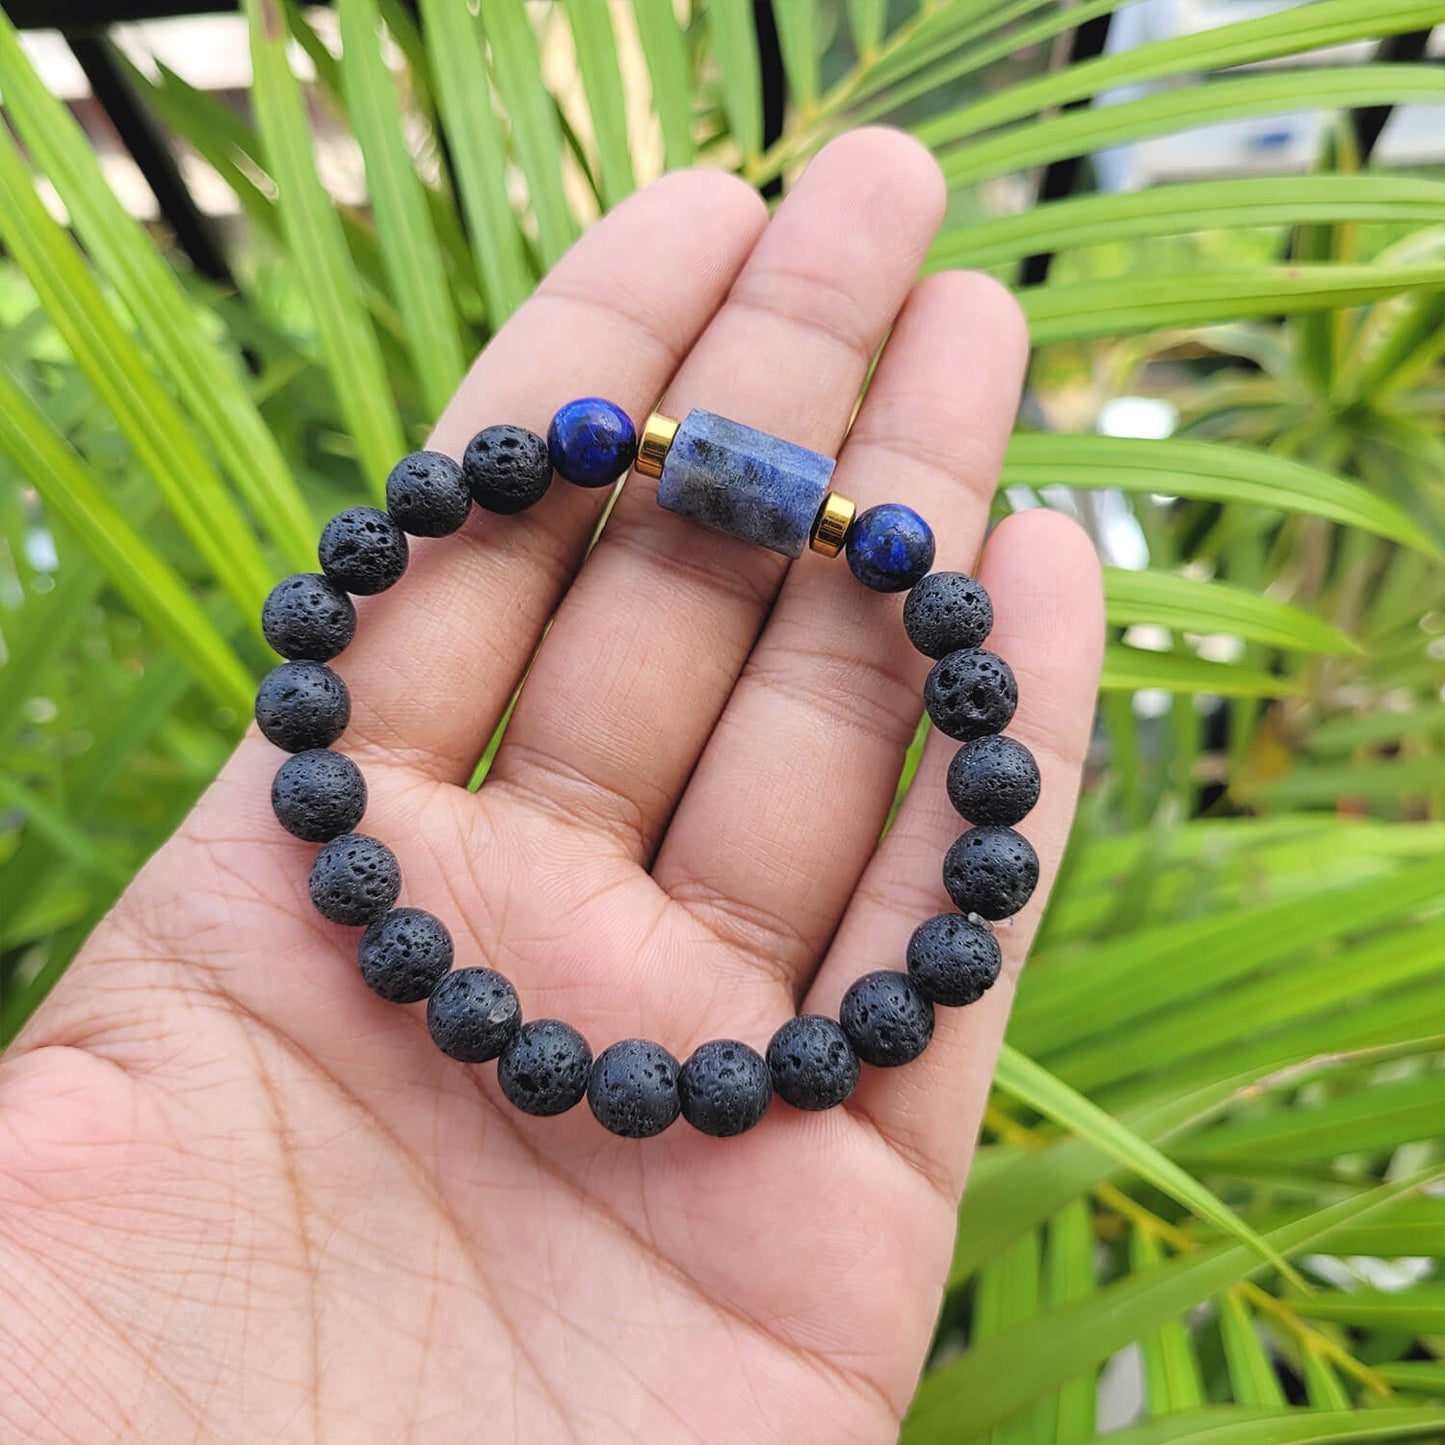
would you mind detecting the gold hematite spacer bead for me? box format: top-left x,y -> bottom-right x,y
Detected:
810,492 -> 856,557
635,411 -> 679,479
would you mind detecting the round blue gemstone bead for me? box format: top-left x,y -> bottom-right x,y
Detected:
547,397 -> 638,489
845,503 -> 936,593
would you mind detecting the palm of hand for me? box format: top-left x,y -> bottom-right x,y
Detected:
0,132 -> 1101,1444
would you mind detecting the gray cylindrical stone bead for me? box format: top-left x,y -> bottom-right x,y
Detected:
656,408 -> 835,558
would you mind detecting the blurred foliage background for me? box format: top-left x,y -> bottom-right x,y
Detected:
1,0 -> 1444,1439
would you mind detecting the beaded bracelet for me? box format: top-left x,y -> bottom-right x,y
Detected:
256,399 -> 1040,1139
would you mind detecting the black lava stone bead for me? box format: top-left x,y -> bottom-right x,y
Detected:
923,647 -> 1018,742
766,1015 -> 860,1111
318,505 -> 409,595
358,907 -> 454,1004
308,832 -> 401,926
943,825 -> 1040,921
270,748 -> 367,842
587,1039 -> 681,1139
498,1019 -> 593,1117
839,970 -> 935,1068
255,660 -> 351,753
906,913 -> 1003,1007
463,425 -> 552,515
426,967 -> 522,1063
261,572 -> 357,661
903,571 -> 993,659
385,449 -> 472,537
946,734 -> 1041,827
678,1039 -> 773,1137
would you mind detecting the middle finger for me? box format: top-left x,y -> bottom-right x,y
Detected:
486,129 -> 945,860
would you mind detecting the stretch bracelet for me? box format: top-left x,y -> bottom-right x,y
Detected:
255,399 -> 1040,1139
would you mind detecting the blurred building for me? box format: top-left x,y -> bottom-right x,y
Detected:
1095,0 -> 1445,191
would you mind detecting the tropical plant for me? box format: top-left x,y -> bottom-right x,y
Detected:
1,1 -> 1443,1440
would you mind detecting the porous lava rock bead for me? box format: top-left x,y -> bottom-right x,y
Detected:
923,647 -> 1018,742
427,967 -> 522,1063
678,1039 -> 772,1137
318,506 -> 409,596
766,1015 -> 860,1111
943,825 -> 1040,921
946,734 -> 1041,827
463,424 -> 552,514
498,1019 -> 593,1117
839,970 -> 935,1068
358,907 -> 453,1004
385,449 -> 471,537
587,1038 -> 681,1139
903,571 -> 993,659
308,832 -> 401,926
906,913 -> 1002,1008
845,503 -> 936,593
270,748 -> 367,842
261,572 -> 356,662
547,397 -> 637,489
255,660 -> 351,753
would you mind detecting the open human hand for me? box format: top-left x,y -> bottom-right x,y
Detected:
0,130 -> 1102,1443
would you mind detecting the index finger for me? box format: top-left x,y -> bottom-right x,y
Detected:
328,170 -> 767,783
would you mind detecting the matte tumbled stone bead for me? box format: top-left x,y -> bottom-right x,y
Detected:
845,503 -> 936,593
924,647 -> 1018,742
548,397 -> 637,489
766,1015 -> 859,1111
255,660 -> 351,753
385,450 -> 471,537
318,505 -> 409,595
907,913 -> 1002,1007
261,572 -> 356,661
657,408 -> 835,558
587,1039 -> 681,1139
427,967 -> 521,1063
947,734 -> 1040,826
839,970 -> 935,1068
903,571 -> 993,658
498,1019 -> 593,1117
358,908 -> 453,1004
271,748 -> 366,841
678,1039 -> 772,1137
943,825 -> 1039,921
463,424 -> 552,514
308,832 -> 401,926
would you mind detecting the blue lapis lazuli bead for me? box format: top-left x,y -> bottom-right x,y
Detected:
548,397 -> 638,489
656,409 -> 835,559
846,503 -> 936,592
